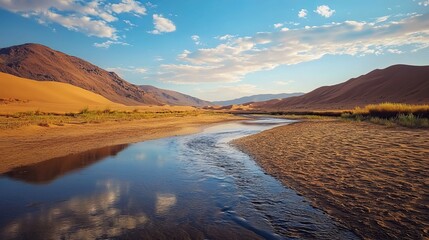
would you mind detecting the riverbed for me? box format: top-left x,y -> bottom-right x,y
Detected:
0,117 -> 359,239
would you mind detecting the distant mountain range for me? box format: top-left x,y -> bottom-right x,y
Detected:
212,93 -> 304,106
139,85 -> 211,106
0,43 -> 209,107
251,64 -> 429,110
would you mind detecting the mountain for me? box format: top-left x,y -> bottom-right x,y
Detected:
0,43 -> 159,105
0,72 -> 122,113
212,93 -> 304,106
252,65 -> 429,111
139,85 -> 211,107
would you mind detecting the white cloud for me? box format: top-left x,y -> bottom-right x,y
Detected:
298,9 -> 308,18
216,34 -> 236,41
123,19 -> 137,27
45,10 -> 119,39
154,56 -> 164,61
375,16 -> 390,23
135,67 -> 147,73
344,20 -> 366,31
315,5 -> 335,18
149,14 -> 176,34
0,1 -> 119,39
157,14 -> 429,83
191,35 -> 201,45
93,40 -> 130,48
0,0 -> 148,40
419,0 -> 429,6
110,0 -> 146,15
274,23 -> 283,28
105,66 -> 148,77
146,2 -> 157,8
280,27 -> 290,32
387,49 -> 403,54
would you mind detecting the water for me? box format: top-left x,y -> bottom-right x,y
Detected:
0,117 -> 359,240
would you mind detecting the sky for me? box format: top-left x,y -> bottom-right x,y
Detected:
0,0 -> 428,101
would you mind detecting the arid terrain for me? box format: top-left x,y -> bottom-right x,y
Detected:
0,43 -> 210,106
233,120 -> 429,239
248,65 -> 429,111
1,1 -> 428,239
0,113 -> 242,174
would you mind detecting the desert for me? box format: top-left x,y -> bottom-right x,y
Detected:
1,1 -> 429,239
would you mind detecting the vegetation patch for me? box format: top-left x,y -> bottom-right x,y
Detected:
353,103 -> 429,118
0,108 -> 225,130
342,103 -> 429,128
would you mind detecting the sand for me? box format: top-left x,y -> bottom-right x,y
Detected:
0,114 -> 242,174
0,72 -> 198,114
0,72 -> 125,113
233,120 -> 429,240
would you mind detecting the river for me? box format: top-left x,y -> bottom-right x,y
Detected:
0,117 -> 359,239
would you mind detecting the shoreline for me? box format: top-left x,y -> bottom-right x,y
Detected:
233,120 -> 429,240
0,114 -> 244,174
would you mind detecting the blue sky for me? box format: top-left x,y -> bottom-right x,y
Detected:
0,0 -> 428,101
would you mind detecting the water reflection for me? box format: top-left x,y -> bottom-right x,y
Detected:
0,118 -> 360,239
156,193 -> 177,215
3,144 -> 129,184
1,180 -> 148,239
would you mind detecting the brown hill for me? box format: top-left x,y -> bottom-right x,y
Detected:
139,85 -> 211,107
0,43 -> 161,105
252,65 -> 429,111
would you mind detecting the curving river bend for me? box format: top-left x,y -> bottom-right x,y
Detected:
0,117 -> 359,239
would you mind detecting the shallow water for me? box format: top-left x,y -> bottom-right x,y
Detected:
0,117 -> 359,239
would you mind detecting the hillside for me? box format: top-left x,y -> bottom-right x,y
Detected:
0,43 -> 162,105
0,72 -> 123,113
140,85 -> 211,107
212,93 -> 303,106
252,65 -> 429,111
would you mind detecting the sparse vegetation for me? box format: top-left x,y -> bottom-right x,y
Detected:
353,103 -> 429,118
0,108 -> 223,130
342,103 -> 429,128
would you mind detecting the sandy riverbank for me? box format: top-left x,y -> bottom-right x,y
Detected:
233,120 -> 429,240
0,114 -> 243,173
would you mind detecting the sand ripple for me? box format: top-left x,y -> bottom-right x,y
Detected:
233,120 -> 429,240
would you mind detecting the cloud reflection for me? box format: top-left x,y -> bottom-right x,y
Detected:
156,193 -> 177,215
1,180 -> 148,240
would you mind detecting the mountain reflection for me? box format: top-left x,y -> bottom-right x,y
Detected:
3,144 -> 129,184
0,180 -> 148,240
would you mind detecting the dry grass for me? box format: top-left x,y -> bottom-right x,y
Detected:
0,108 -> 221,130
353,102 -> 429,118
341,103 -> 429,128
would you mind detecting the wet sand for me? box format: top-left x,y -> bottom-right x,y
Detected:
233,120 -> 429,240
0,114 -> 242,173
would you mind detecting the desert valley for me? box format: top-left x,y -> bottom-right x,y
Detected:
0,1 -> 428,240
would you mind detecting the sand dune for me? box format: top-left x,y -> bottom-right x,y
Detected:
0,43 -> 207,106
234,120 -> 429,240
0,43 -> 161,105
251,65 -> 429,111
0,72 -> 123,113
